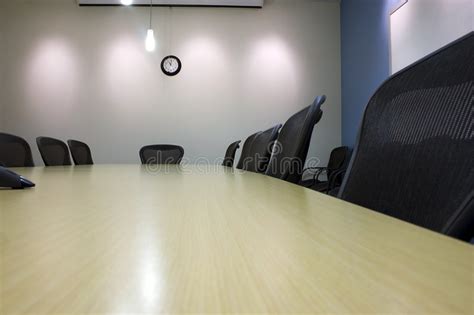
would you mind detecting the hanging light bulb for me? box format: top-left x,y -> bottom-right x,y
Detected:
121,0 -> 133,5
145,0 -> 156,52
145,29 -> 156,52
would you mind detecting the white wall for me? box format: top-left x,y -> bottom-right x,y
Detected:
390,0 -> 473,73
0,0 -> 341,165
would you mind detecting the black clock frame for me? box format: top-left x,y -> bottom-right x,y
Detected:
161,55 -> 182,76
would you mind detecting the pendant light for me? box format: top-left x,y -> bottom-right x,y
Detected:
145,0 -> 156,52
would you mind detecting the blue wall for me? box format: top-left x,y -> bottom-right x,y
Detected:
340,0 -> 400,147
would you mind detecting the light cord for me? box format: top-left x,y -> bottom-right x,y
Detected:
149,0 -> 153,28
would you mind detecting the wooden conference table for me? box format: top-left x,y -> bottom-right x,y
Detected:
1,165 -> 473,314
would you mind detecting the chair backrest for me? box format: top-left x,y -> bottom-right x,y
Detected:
140,145 -> 184,165
266,95 -> 325,183
243,124 -> 282,173
67,140 -> 94,165
36,137 -> 72,166
339,32 -> 474,241
327,146 -> 350,178
0,132 -> 34,167
222,141 -> 241,167
236,132 -> 260,170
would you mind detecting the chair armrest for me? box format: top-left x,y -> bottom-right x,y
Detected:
301,167 -> 328,188
328,169 -> 346,192
314,168 -> 328,183
302,166 -> 325,175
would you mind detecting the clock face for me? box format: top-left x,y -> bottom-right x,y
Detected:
161,55 -> 182,76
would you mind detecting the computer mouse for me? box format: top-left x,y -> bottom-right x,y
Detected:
0,166 -> 35,189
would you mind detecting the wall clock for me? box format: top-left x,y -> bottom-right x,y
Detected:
161,55 -> 182,76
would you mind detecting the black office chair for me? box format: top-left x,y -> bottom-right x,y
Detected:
222,141 -> 241,168
301,146 -> 350,193
265,95 -> 325,184
36,137 -> 72,166
243,124 -> 282,173
140,145 -> 184,165
236,132 -> 260,170
0,132 -> 35,167
338,32 -> 474,241
67,140 -> 94,165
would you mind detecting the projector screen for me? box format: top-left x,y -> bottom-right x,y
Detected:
390,0 -> 473,74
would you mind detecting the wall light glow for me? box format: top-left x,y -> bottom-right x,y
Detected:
243,36 -> 299,110
179,36 -> 231,112
103,36 -> 156,113
121,0 -> 133,5
26,39 -> 79,115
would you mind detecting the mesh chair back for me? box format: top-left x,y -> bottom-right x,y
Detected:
0,133 -> 35,167
0,132 -> 35,167
327,146 -> 350,178
222,141 -> 241,167
140,145 -> 184,165
36,137 -> 72,166
243,125 -> 282,173
67,140 -> 94,165
339,33 -> 474,241
236,132 -> 260,170
266,95 -> 325,183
